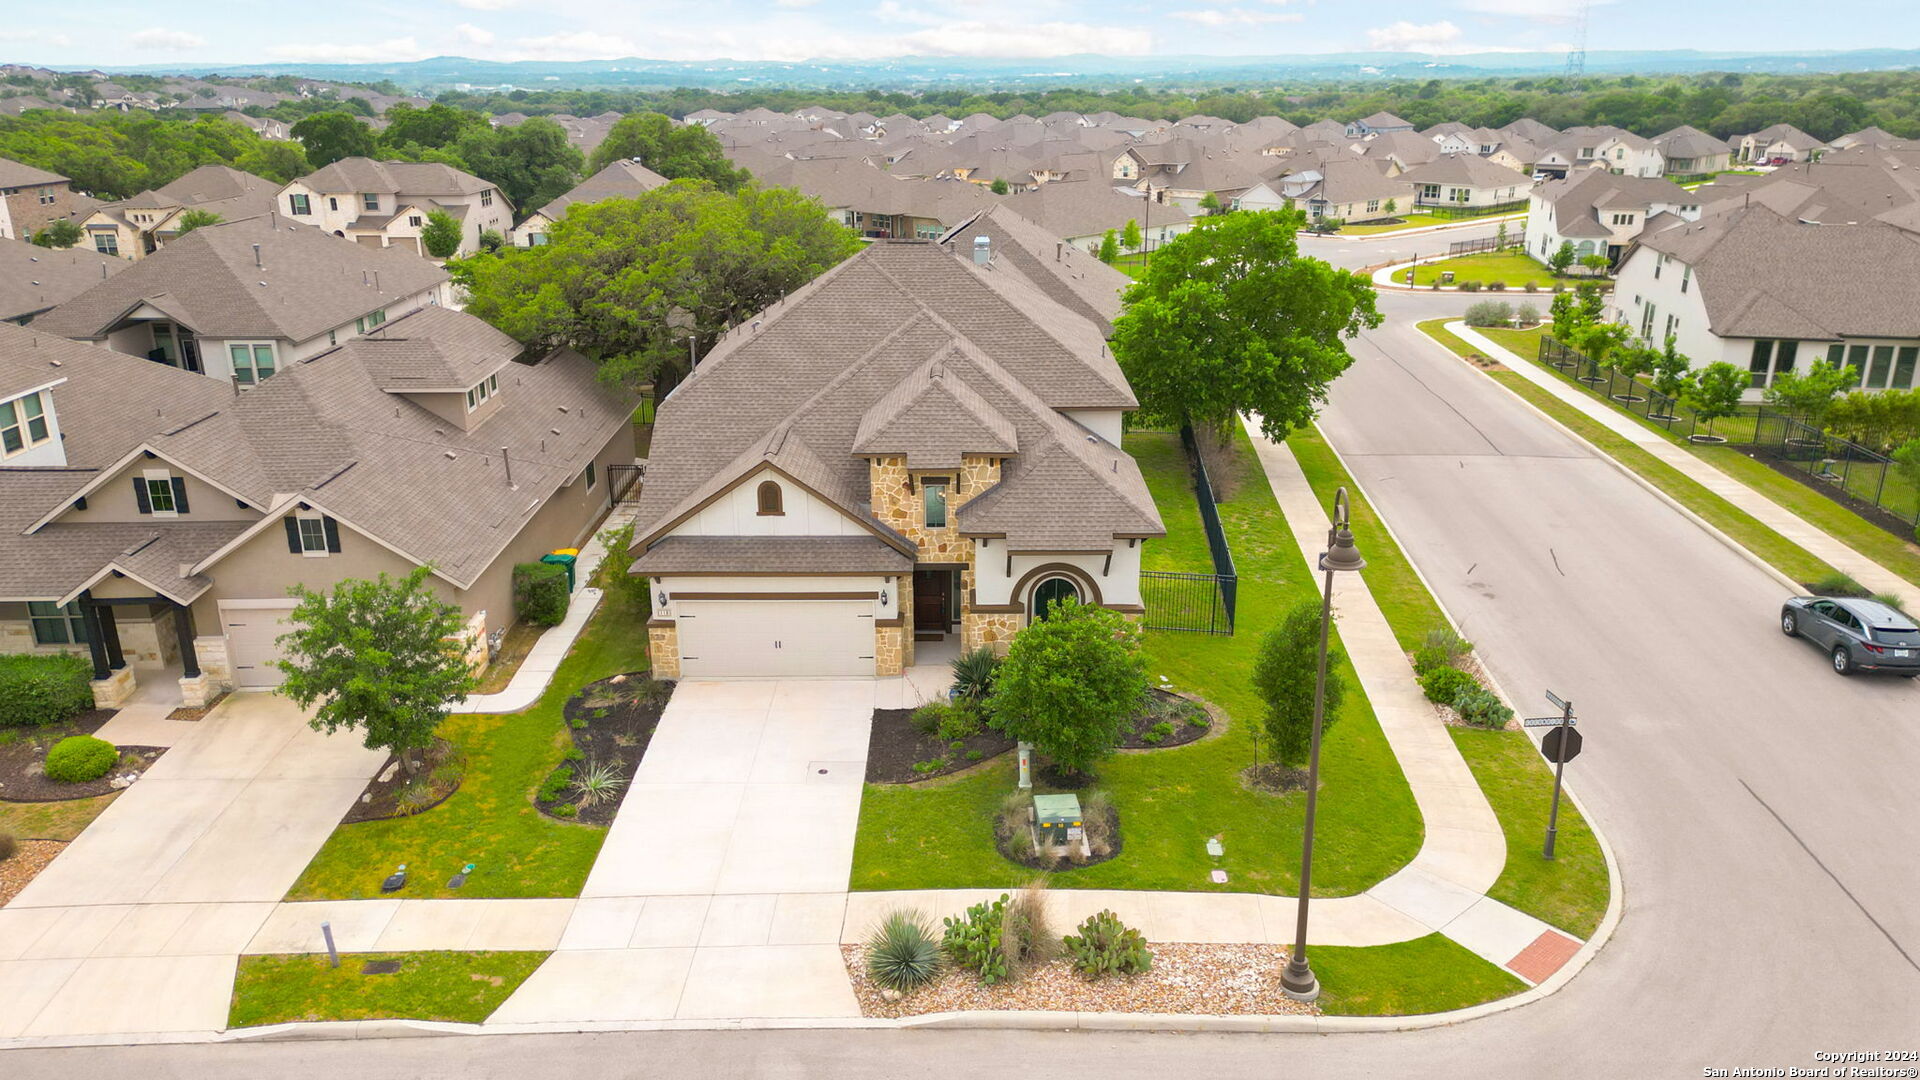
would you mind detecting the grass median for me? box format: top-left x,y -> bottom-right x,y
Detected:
850,426 -> 1423,898
229,951 -> 548,1027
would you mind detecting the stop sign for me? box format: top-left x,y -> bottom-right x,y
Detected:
1543,726 -> 1583,764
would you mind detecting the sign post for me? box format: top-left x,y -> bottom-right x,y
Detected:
1531,691 -> 1581,859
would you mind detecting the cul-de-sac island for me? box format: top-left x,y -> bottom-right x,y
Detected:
0,15 -> 1917,1079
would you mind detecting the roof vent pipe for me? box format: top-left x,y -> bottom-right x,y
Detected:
252,243 -> 262,268
501,447 -> 513,488
973,235 -> 991,265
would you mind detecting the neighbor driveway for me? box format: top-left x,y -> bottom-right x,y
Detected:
0,692 -> 384,1037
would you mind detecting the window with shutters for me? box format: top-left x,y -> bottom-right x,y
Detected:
289,193 -> 310,215
138,470 -> 185,517
298,515 -> 328,556
286,512 -> 339,556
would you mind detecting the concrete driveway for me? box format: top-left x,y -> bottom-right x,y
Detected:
492,678 -> 877,1025
0,692 -> 383,1037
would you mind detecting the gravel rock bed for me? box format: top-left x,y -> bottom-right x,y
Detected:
842,942 -> 1319,1019
0,840 -> 64,905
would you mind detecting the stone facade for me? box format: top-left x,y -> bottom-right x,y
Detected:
868,453 -> 1004,666
648,621 -> 680,679
875,623 -> 905,676
115,610 -> 179,668
963,610 -> 1025,656
90,666 -> 135,709
458,609 -> 490,675
191,634 -> 232,692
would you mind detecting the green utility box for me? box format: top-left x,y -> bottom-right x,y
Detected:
540,550 -> 579,592
1032,793 -> 1084,843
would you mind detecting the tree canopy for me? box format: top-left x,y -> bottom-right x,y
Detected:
460,117 -> 584,213
173,208 -> 222,234
587,112 -> 747,189
0,111 -> 309,200
454,180 -> 859,388
1110,208 -> 1380,442
291,111 -> 377,169
988,598 -> 1147,776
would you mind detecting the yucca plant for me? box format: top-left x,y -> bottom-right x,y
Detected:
949,647 -> 1001,703
569,760 -> 630,808
866,908 -> 942,992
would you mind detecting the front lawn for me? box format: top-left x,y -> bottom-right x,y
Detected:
850,426 -> 1423,898
1313,933 -> 1528,1015
284,590 -> 652,901
1286,419 -> 1610,940
229,951 -> 547,1027
1407,251 -> 1578,291
1339,209 -> 1524,236
0,791 -> 118,841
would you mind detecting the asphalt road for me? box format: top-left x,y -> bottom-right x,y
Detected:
8,239 -> 1916,1080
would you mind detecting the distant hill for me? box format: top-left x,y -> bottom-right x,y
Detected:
86,49 -> 1920,93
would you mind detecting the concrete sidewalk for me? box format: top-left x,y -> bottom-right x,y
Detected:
1451,321 -> 1918,611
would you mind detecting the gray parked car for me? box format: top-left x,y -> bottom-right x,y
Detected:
1780,596 -> 1920,677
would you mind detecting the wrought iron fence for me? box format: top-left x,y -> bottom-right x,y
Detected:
1533,336 -> 1920,536
606,463 -> 644,503
1447,235 -> 1512,256
1140,571 -> 1235,635
1416,199 -> 1528,220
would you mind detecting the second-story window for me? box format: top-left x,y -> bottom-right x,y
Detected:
93,232 -> 118,256
356,309 -> 387,333
1,391 -> 52,456
289,193 -> 310,215
229,343 -> 276,386
480,190 -> 494,207
757,480 -> 783,515
922,477 -> 949,528
362,193 -> 380,211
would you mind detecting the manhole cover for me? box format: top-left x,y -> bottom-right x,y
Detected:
360,960 -> 403,975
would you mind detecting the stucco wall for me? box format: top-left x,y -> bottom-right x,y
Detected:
678,466 -> 871,538
60,457 -> 262,525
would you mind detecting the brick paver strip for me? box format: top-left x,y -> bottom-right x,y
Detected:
1507,929 -> 1581,984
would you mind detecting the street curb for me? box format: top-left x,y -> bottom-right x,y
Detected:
1331,213 -> 1526,243
1438,322 -> 1805,596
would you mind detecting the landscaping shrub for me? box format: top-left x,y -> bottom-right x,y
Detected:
1459,280 -> 1482,293
1001,877 -> 1056,974
43,734 -> 117,783
1252,600 -> 1347,768
1810,570 -> 1871,598
512,561 -> 569,626
1081,790 -> 1117,857
1464,300 -> 1514,328
0,831 -> 16,862
569,759 -> 629,808
1516,302 -> 1541,326
1453,689 -> 1514,730
1412,645 -> 1452,677
1140,720 -> 1174,745
0,654 -> 95,728
949,647 -> 1001,703
1872,592 -> 1908,613
866,908 -> 943,993
942,895 -> 1012,985
1487,280 -> 1508,291
1418,666 -> 1479,706
1524,281 -> 1540,293
990,598 -> 1146,776
538,765 -> 574,802
910,700 -> 977,738
1063,910 -> 1151,978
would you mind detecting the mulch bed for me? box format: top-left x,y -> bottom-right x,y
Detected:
0,710 -> 165,802
534,672 -> 675,827
865,707 -> 1014,784
1116,688 -> 1212,750
1241,763 -> 1312,794
0,840 -> 66,905
166,693 -> 228,722
340,738 -> 465,824
842,942 -> 1317,1018
994,802 -> 1123,871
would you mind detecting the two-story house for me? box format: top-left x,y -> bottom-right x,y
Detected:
1737,123 -> 1826,165
1609,205 -> 1920,400
1345,112 -> 1415,139
31,215 -> 449,385
0,306 -> 636,706
277,158 -> 512,256
628,240 -> 1163,679
0,156 -> 86,239
75,165 -> 280,260
1525,169 -> 1700,266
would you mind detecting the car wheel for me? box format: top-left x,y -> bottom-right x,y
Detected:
1781,611 -> 1798,637
1832,646 -> 1855,676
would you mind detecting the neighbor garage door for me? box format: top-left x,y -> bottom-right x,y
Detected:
220,601 -> 298,689
675,599 -> 874,678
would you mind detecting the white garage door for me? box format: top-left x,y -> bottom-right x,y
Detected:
221,601 -> 298,689
676,599 -> 874,678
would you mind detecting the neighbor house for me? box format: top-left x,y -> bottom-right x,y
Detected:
1609,206 -> 1920,400
0,306 -> 634,705
278,158 -> 512,256
510,158 -> 671,247
1737,123 -> 1825,164
937,203 -> 1132,336
1525,169 -> 1700,265
1650,126 -> 1733,177
32,216 -> 449,384
1398,154 -> 1532,211
1246,158 -> 1414,224
1346,112 -> 1415,139
75,165 -> 279,260
627,240 -> 1163,679
0,156 -> 84,239
999,179 -> 1191,254
0,236 -> 124,324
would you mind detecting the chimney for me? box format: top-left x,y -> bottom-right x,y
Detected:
973,235 -> 991,265
252,243 -> 262,269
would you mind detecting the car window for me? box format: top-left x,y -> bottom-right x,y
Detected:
1836,610 -> 1863,632
1871,626 -> 1920,646
1809,600 -> 1836,617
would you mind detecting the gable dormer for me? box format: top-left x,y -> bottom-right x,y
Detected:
1,378 -> 65,467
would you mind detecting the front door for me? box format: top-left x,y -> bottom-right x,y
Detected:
913,569 -> 950,637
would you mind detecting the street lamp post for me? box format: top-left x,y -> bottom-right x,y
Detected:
1279,486 -> 1367,1003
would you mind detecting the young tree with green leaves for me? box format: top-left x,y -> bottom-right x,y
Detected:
587,112 -> 748,190
1494,220 -> 1509,249
1251,600 -> 1347,769
1683,362 -> 1750,438
990,177 -> 1010,195
1110,209 -> 1380,442
1573,321 -> 1634,373
1198,190 -> 1221,216
456,181 -> 860,389
1763,359 -> 1855,430
1096,228 -> 1119,264
420,208 -> 464,259
290,111 -> 377,169
173,208 -> 222,234
1383,197 -> 1398,216
276,567 -> 479,771
1121,217 -> 1142,252
1648,334 -> 1694,406
988,598 -> 1146,776
1548,240 -> 1576,276
1578,252 -> 1612,277
30,219 -> 82,249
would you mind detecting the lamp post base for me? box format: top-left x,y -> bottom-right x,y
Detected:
1279,962 -> 1320,1003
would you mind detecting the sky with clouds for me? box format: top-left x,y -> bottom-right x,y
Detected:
1,0 -> 1909,68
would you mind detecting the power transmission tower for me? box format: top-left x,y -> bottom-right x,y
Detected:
1564,0 -> 1590,82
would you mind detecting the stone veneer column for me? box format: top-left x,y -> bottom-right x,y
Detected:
647,620 -> 680,679
874,623 -> 904,676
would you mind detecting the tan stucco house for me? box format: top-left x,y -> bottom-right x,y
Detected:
277,158 -> 512,256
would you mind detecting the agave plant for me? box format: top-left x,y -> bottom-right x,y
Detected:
569,759 -> 630,808
949,647 -> 1001,703
865,908 -> 942,992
